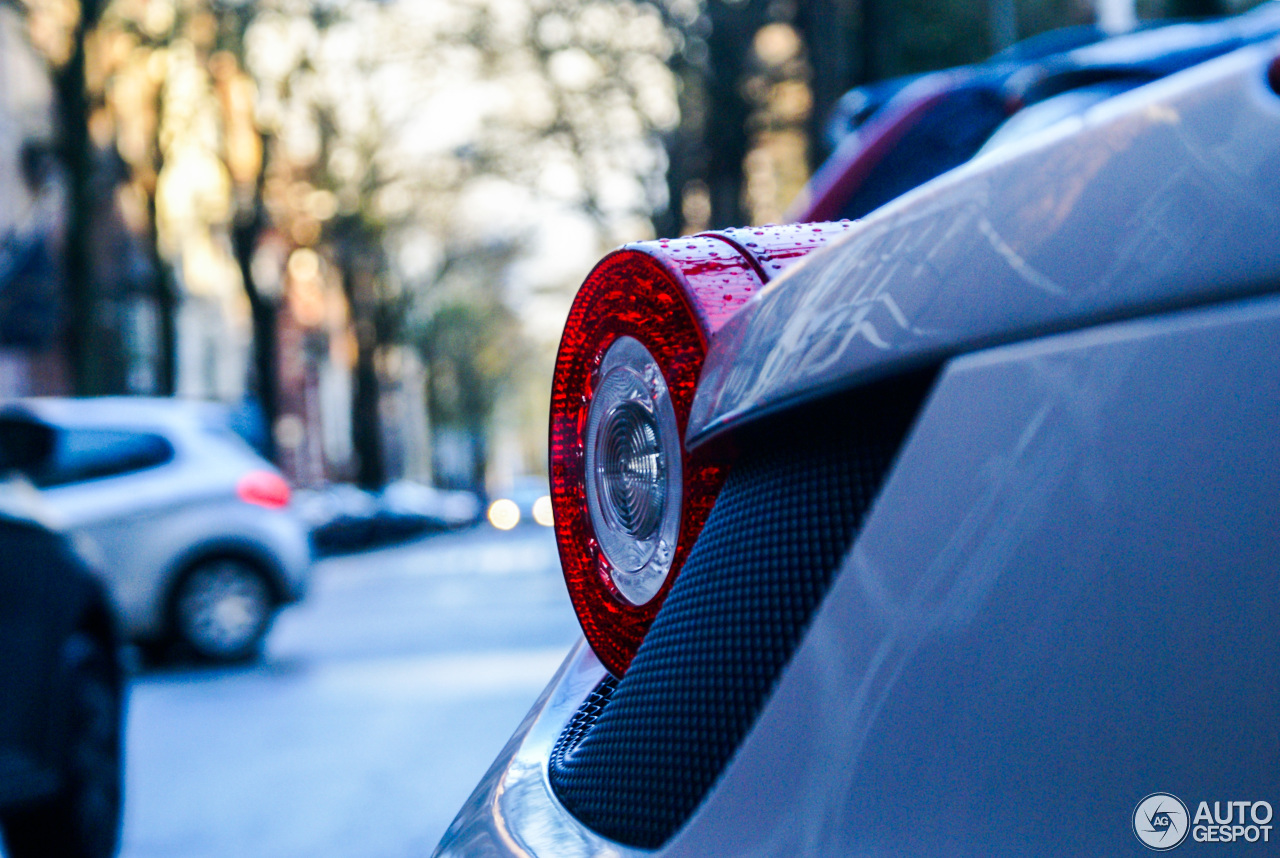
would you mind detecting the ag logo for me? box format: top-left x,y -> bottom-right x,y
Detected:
1134,793 -> 1191,851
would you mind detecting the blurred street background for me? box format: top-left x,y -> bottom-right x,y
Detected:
125,523 -> 575,858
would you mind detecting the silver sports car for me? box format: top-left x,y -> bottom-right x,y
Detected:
436,25 -> 1280,858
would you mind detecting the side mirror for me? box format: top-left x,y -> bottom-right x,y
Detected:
0,412 -> 56,475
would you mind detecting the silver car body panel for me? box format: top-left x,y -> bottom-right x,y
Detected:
687,41 -> 1280,447
14,398 -> 310,637
663,292 -> 1280,856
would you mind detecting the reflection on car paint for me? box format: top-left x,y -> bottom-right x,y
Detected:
688,44 -> 1280,446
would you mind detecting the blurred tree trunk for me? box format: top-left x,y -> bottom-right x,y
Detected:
53,0 -> 178,395
54,0 -> 105,395
990,0 -> 1019,50
217,13 -> 276,455
230,192 -> 278,463
796,0 -> 861,165
334,220 -> 386,490
704,0 -> 767,228
406,238 -> 521,493
654,64 -> 704,237
143,183 -> 178,396
858,0 -> 900,81
1166,0 -> 1227,15
349,331 -> 385,490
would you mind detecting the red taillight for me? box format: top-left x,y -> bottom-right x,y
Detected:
550,224 -> 855,676
237,470 -> 291,509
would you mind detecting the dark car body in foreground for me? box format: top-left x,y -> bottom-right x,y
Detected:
436,21 -> 1280,858
0,418 -> 125,858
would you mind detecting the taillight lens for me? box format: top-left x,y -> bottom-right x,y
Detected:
551,224 -> 856,675
236,470 -> 291,509
584,335 -> 683,605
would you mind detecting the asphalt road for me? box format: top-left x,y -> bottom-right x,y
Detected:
118,524 -> 580,858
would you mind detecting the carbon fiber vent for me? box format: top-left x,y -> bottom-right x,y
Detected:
549,675 -> 618,774
548,374 -> 933,848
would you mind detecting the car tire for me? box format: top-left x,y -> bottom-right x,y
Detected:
172,558 -> 275,663
1,634 -> 123,858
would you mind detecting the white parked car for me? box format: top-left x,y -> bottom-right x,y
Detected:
2,397 -> 311,662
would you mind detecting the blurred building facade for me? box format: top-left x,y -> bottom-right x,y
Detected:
0,3 -> 428,490
0,4 -> 69,397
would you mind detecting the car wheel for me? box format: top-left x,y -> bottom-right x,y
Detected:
2,634 -> 123,858
173,558 -> 274,662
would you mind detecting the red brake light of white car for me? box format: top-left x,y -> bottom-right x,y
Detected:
550,224 -> 856,676
237,470 -> 291,509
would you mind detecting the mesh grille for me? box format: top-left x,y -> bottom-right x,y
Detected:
548,375 -> 932,848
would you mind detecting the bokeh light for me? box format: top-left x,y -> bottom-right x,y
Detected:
532,494 -> 554,527
487,498 -> 521,530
